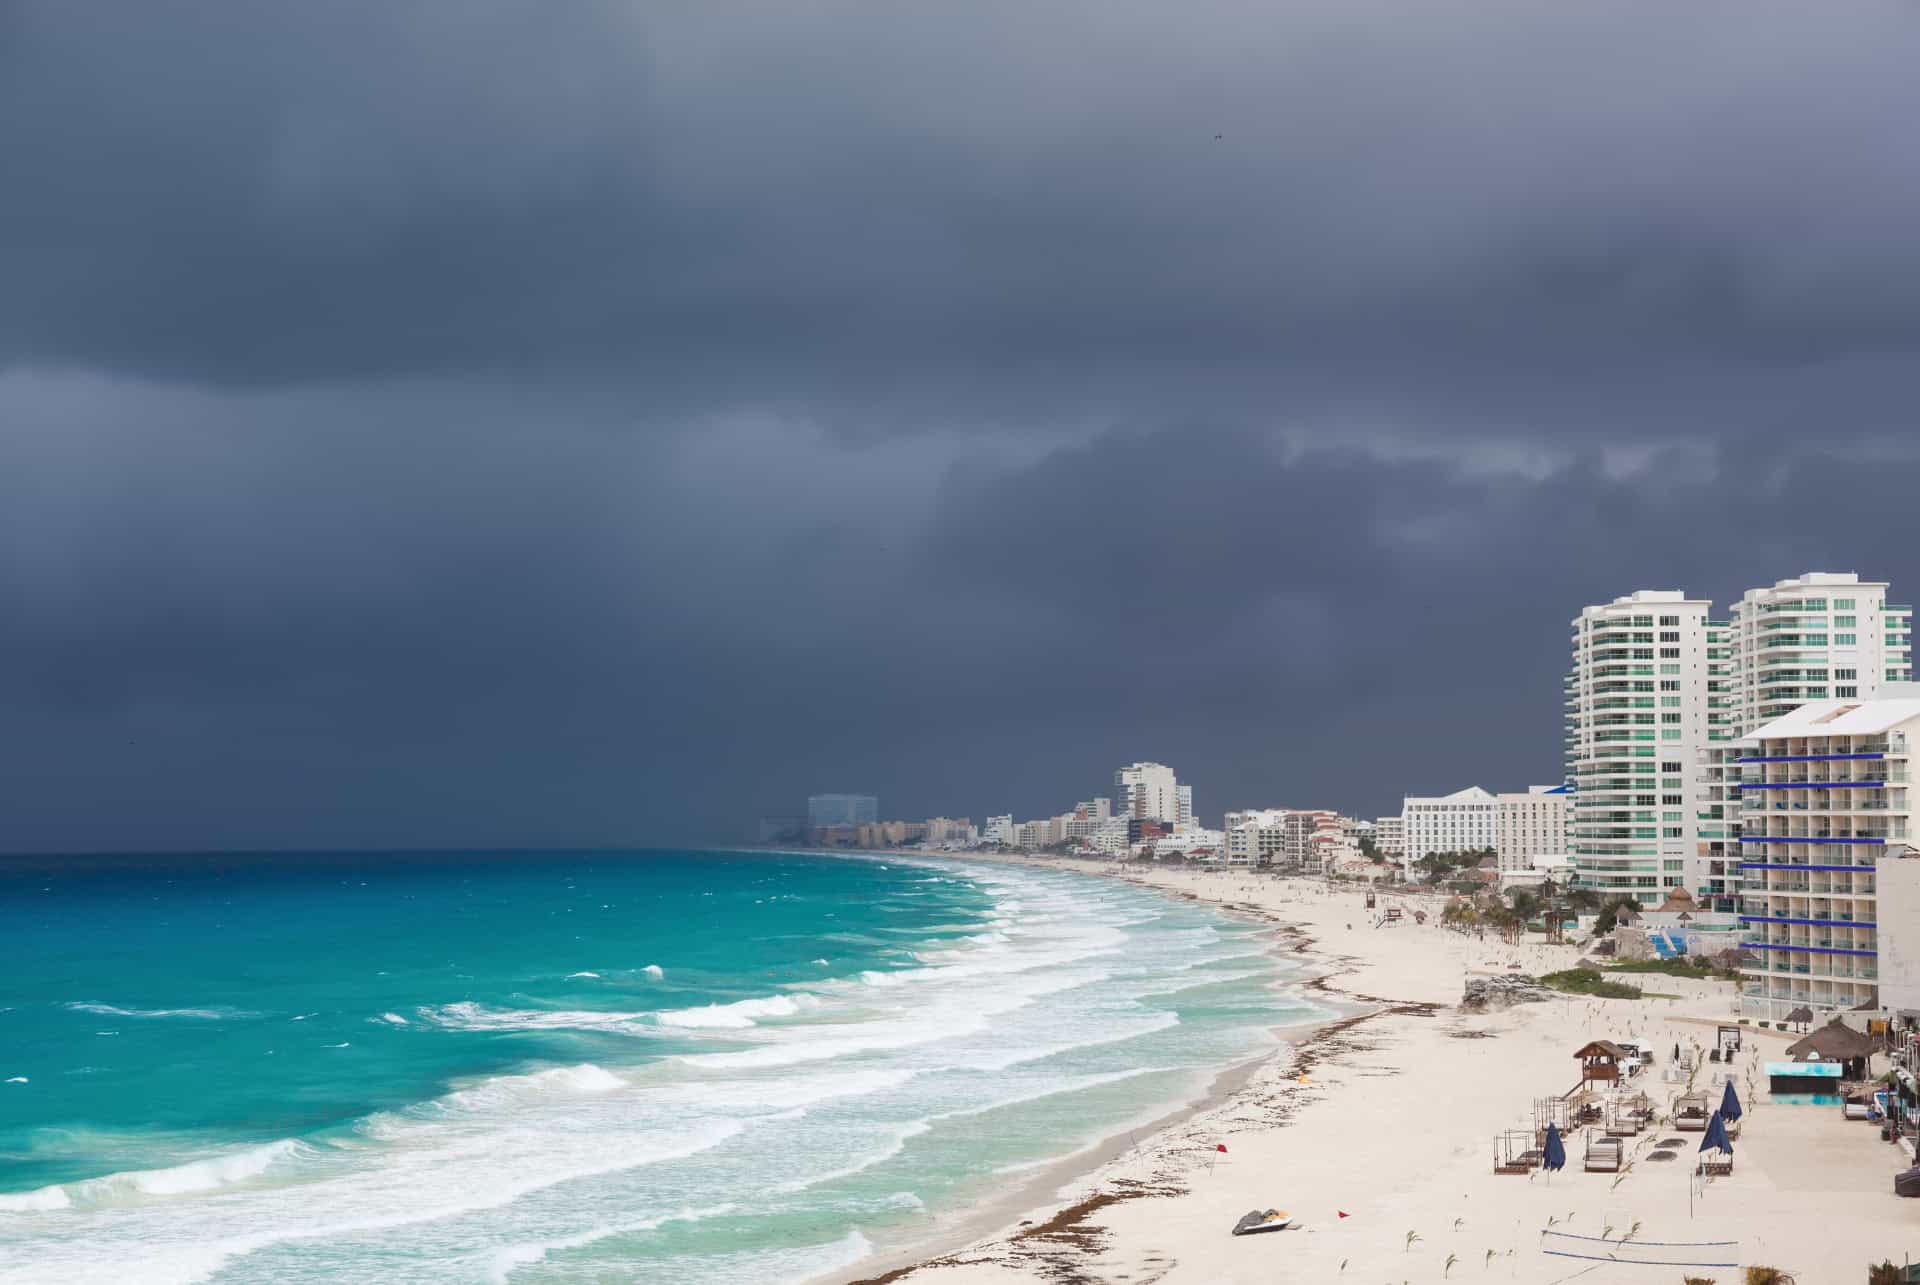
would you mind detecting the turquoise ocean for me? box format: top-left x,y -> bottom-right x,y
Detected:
0,850 -> 1313,1283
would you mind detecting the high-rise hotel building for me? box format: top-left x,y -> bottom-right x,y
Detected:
1569,573 -> 1911,911
1566,591 -> 1719,906
1735,694 -> 1918,1021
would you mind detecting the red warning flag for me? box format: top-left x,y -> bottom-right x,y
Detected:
1215,1144 -> 1228,1153
1337,1210 -> 1350,1219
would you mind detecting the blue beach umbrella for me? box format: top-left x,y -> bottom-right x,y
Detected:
1543,1122 -> 1566,1178
1719,1079 -> 1742,1123
1699,1110 -> 1732,1155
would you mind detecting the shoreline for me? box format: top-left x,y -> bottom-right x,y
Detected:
827,854 -> 1374,1285
833,853 -> 1920,1285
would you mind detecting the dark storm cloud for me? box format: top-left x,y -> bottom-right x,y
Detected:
3,2 -> 1920,848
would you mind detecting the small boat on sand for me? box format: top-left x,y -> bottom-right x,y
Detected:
1231,1208 -> 1292,1236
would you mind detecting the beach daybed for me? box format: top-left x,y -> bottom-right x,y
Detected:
1584,1135 -> 1622,1173
1673,1092 -> 1711,1131
1494,1130 -> 1541,1175
1697,1152 -> 1733,1178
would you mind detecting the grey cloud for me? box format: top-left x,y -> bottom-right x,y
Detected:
3,3 -> 1920,851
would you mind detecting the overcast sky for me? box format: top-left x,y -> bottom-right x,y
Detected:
5,1 -> 1920,851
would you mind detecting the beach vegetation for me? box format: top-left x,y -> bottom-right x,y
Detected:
1444,1252 -> 1458,1276
1601,957 -> 1713,977
1405,1230 -> 1421,1251
1868,1263 -> 1903,1285
1536,968 -> 1641,999
1742,1270 -> 1796,1285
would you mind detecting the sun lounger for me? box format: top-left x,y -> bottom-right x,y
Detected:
1584,1137 -> 1622,1173
1698,1155 -> 1732,1178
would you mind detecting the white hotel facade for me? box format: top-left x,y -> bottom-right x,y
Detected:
1400,786 -> 1496,866
1735,694 -> 1918,1021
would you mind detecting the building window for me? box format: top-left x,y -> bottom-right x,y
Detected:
1659,647 -> 1680,659
1837,686 -> 1858,698
1836,633 -> 1856,646
1659,615 -> 1680,627
1661,664 -> 1681,675
1835,615 -> 1856,627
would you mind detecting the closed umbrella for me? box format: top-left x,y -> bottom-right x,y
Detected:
1719,1079 -> 1742,1123
1543,1122 -> 1566,1184
1699,1110 -> 1732,1156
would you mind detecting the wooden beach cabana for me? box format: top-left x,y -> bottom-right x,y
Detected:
1573,1040 -> 1630,1093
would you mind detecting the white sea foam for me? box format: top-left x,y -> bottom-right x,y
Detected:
436,1063 -> 627,1114
3,1138 -> 311,1213
653,993 -> 821,1029
642,963 -> 665,978
374,1012 -> 409,1025
63,1002 -> 255,1021
4,1077 -> 25,1085
414,1002 -> 651,1033
565,971 -> 601,979
485,1203 -> 736,1283
324,1042 -> 350,1049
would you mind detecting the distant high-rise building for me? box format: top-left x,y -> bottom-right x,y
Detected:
1115,763 -> 1191,826
1372,815 -> 1404,858
808,794 -> 879,828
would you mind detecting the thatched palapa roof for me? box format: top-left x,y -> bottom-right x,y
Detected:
1784,1018 -> 1878,1063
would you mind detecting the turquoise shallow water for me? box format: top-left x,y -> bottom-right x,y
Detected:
0,849 -> 1314,1283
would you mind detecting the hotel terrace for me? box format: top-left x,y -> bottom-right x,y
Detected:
1735,692 -> 1920,1022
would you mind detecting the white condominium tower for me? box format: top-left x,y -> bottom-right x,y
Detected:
1565,591 -> 1718,907
1702,574 -> 1912,916
1570,573 -> 1912,912
1725,573 -> 1912,734
1114,762 -> 1192,827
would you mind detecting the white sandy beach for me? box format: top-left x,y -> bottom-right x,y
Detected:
850,858 -> 1918,1285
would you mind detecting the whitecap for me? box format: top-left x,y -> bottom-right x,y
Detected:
4,1076 -> 26,1084
642,963 -> 665,978
564,971 -> 601,980
324,1042 -> 350,1049
374,1012 -> 410,1026
811,958 -> 829,966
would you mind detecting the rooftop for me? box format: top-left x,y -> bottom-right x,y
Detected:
1745,691 -> 1920,740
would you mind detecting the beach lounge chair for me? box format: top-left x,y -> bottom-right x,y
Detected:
1697,1154 -> 1733,1178
1673,1093 -> 1710,1131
